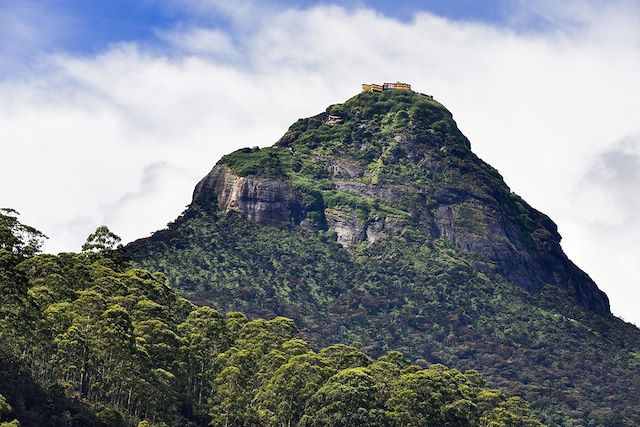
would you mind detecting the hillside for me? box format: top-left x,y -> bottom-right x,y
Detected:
0,210 -> 541,426
127,88 -> 640,426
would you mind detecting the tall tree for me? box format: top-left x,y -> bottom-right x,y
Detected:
0,208 -> 47,257
82,226 -> 122,252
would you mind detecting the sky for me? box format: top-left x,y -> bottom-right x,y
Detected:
0,0 -> 638,325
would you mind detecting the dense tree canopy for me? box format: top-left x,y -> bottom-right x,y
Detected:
0,211 -> 541,426
129,208 -> 640,426
82,225 -> 122,253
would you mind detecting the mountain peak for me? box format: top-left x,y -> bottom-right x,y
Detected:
186,90 -> 610,315
276,87 -> 468,154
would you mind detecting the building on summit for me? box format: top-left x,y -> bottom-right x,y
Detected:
362,82 -> 411,92
361,83 -> 383,92
383,82 -> 411,90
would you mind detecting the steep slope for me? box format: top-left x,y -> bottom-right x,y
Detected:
127,89 -> 640,425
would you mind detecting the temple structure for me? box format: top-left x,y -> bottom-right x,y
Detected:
362,82 -> 411,92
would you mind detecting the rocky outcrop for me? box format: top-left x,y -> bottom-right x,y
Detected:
324,208 -> 367,247
324,209 -> 404,247
190,161 -> 610,315
192,165 -> 303,225
430,191 -> 610,314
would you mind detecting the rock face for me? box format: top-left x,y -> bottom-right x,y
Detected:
428,189 -> 609,314
184,90 -> 610,315
192,165 -> 303,225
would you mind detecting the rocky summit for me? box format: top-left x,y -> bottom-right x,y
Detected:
127,88 -> 640,425
191,89 -> 608,314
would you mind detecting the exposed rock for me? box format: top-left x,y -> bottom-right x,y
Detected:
320,159 -> 366,178
334,180 -> 405,201
430,192 -> 609,314
324,209 -> 405,247
366,216 -> 404,244
323,114 -> 343,125
325,208 -> 367,247
192,165 -> 303,225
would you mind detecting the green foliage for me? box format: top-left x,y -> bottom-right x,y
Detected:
0,395 -> 11,417
129,207 -> 640,426
0,208 -> 47,257
219,147 -> 294,178
209,91 -> 490,244
124,89 -> 640,426
82,225 -> 122,252
0,395 -> 19,427
205,320 -> 539,427
6,89 -> 637,426
0,214 -> 540,426
301,367 -> 384,426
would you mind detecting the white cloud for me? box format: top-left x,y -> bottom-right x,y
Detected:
0,1 -> 638,324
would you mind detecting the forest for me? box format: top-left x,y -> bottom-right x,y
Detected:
0,209 -> 542,426
129,207 -> 640,426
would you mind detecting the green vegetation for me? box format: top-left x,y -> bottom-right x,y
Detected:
215,90 -> 505,232
0,394 -> 19,426
129,207 -> 640,427
6,90 -> 638,426
214,91 -> 467,231
220,147 -> 294,178
126,89 -> 640,426
0,210 -> 541,426
0,208 -> 47,257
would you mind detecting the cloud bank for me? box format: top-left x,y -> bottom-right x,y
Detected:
0,1 -> 638,324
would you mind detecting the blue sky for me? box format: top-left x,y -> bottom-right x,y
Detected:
1,0 -> 554,70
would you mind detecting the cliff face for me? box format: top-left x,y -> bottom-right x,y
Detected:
192,165 -> 303,225
188,91 -> 609,315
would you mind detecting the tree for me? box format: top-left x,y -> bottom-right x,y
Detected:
317,344 -> 372,371
0,394 -> 19,426
209,365 -> 251,426
82,226 -> 122,252
178,306 -> 230,405
0,213 -> 545,426
386,366 -> 471,426
0,208 -> 47,257
480,397 -> 542,427
301,368 -> 391,426
254,353 -> 334,427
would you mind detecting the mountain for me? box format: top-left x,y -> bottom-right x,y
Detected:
126,88 -> 640,425
191,88 -> 608,314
